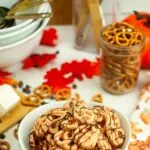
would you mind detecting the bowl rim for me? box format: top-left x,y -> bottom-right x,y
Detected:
0,3 -> 48,34
18,101 -> 131,150
0,5 -> 51,51
0,20 -> 40,39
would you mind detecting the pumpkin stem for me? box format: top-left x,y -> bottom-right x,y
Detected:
133,10 -> 144,20
133,10 -> 150,27
144,20 -> 150,28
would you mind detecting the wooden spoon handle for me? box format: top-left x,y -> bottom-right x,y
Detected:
5,13 -> 52,20
87,0 -> 103,53
75,16 -> 90,46
75,0 -> 89,35
8,0 -> 49,15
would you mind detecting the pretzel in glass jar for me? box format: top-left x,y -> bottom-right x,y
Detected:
101,22 -> 145,94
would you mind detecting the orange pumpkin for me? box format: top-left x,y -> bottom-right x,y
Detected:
123,12 -> 150,69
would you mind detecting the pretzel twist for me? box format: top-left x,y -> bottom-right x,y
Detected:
106,128 -> 125,148
55,88 -> 72,101
21,95 -> 42,107
97,133 -> 112,150
115,32 -> 130,46
92,94 -> 103,103
34,85 -> 51,99
0,140 -> 10,150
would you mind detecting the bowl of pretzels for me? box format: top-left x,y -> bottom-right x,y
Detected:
18,99 -> 131,150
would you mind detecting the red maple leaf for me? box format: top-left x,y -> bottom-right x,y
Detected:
0,71 -> 17,86
61,59 -> 101,80
22,53 -> 56,69
22,57 -> 35,69
44,58 -> 101,93
0,70 -> 12,77
40,28 -> 58,47
84,58 -> 101,78
61,61 -> 84,80
32,54 -> 56,68
0,77 -> 5,85
44,68 -> 74,93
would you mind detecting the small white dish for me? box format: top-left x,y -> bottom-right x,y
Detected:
0,0 -> 47,35
18,101 -> 131,150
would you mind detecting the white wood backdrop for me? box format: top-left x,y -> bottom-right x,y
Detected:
102,0 -> 150,25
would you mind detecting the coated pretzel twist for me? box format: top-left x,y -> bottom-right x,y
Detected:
97,133 -> 112,150
106,128 -> 125,147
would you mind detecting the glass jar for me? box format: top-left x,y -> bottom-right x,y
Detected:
100,23 -> 145,94
72,0 -> 104,53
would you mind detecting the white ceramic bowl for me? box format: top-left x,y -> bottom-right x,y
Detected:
0,3 -> 50,47
0,0 -> 47,35
0,6 -> 51,68
18,101 -> 131,150
0,20 -> 40,47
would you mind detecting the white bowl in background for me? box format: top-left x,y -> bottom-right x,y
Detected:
0,0 -> 48,35
15,3 -> 48,26
0,20 -> 40,47
0,5 -> 51,69
18,101 -> 131,150
0,3 -> 50,47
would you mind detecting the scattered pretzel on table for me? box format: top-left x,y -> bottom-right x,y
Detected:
0,140 -> 10,150
130,122 -> 143,140
129,136 -> 150,150
33,84 -> 51,99
92,93 -> 103,103
21,94 -> 42,107
140,111 -> 150,125
13,128 -> 18,140
140,82 -> 150,103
